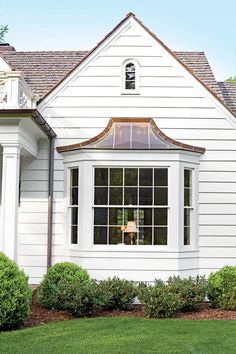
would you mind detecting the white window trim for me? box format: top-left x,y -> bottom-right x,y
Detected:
121,59 -> 140,95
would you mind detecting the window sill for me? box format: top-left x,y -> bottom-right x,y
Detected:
121,91 -> 140,95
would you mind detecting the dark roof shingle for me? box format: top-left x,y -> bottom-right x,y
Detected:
218,81 -> 236,115
2,51 -> 88,97
0,50 -> 226,103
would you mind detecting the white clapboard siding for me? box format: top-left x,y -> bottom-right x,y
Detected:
43,107 -> 223,119
18,15 -> 236,283
199,204 -> 236,214
199,225 -> 236,236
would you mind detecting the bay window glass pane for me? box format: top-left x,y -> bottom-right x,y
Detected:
109,187 -> 123,205
71,226 -> 78,244
154,187 -> 168,205
71,168 -> 78,187
139,227 -> 152,245
94,187 -> 108,205
124,208 -> 138,225
139,188 -> 152,205
94,208 -> 107,225
154,169 -> 168,186
184,170 -> 191,187
154,227 -> 167,245
71,187 -> 78,205
94,226 -> 107,244
125,168 -> 138,186
154,208 -> 167,226
95,168 -> 108,186
184,209 -> 190,226
184,227 -> 190,245
110,168 -> 123,186
124,187 -> 137,205
124,232 -> 137,245
139,168 -> 152,186
109,227 -> 122,244
139,208 -> 152,225
109,208 -> 123,225
71,207 -> 78,225
184,189 -> 191,207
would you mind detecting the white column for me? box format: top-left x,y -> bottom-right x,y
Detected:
0,143 -> 21,260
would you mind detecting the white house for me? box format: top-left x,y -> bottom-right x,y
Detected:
0,13 -> 236,284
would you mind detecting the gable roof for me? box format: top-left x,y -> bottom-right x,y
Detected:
218,82 -> 236,115
0,13 -> 233,116
2,50 -> 222,100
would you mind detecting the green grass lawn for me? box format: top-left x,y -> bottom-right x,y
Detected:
0,317 -> 236,354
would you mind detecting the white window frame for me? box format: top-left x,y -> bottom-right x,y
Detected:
63,150 -> 200,253
121,59 -> 140,95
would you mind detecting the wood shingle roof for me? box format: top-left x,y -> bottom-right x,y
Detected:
1,50 -> 222,100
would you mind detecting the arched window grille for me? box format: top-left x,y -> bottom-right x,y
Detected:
122,59 -> 140,94
125,62 -> 136,90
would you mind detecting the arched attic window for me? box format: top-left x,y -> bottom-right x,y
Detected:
122,59 -> 140,94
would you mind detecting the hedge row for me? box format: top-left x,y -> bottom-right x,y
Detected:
1,252 -> 236,329
39,262 -> 236,319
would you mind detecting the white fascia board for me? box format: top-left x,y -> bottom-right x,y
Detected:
62,149 -> 202,165
38,19 -> 132,111
0,57 -> 12,71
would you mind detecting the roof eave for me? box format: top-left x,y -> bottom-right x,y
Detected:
0,108 -> 56,138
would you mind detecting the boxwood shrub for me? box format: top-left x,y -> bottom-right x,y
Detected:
39,262 -> 91,310
138,281 -> 181,318
0,252 -> 32,329
64,280 -> 104,316
208,266 -> 236,310
98,277 -> 137,310
167,275 -> 207,311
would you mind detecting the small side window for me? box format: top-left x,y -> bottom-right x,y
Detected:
69,168 -> 79,244
122,59 -> 140,94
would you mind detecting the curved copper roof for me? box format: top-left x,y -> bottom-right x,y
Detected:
57,118 -> 205,154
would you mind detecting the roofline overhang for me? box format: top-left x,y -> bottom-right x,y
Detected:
57,117 -> 205,154
0,108 -> 56,138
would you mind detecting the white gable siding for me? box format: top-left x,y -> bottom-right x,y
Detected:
20,17 -> 236,282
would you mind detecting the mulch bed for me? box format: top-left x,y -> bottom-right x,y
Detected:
20,300 -> 236,329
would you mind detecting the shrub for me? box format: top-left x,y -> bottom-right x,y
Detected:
64,280 -> 104,317
98,277 -> 137,310
138,282 -> 181,318
0,252 -> 32,329
167,276 -> 207,312
208,266 -> 236,310
39,262 -> 91,309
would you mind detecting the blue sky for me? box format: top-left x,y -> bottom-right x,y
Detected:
1,0 -> 235,80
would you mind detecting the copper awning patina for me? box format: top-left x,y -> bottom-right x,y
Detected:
57,118 -> 205,153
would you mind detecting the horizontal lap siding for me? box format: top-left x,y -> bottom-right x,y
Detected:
24,20 -> 236,282
18,140 -> 50,280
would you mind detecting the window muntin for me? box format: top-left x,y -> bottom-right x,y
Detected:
69,168 -> 79,244
94,167 -> 168,245
184,169 -> 192,246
